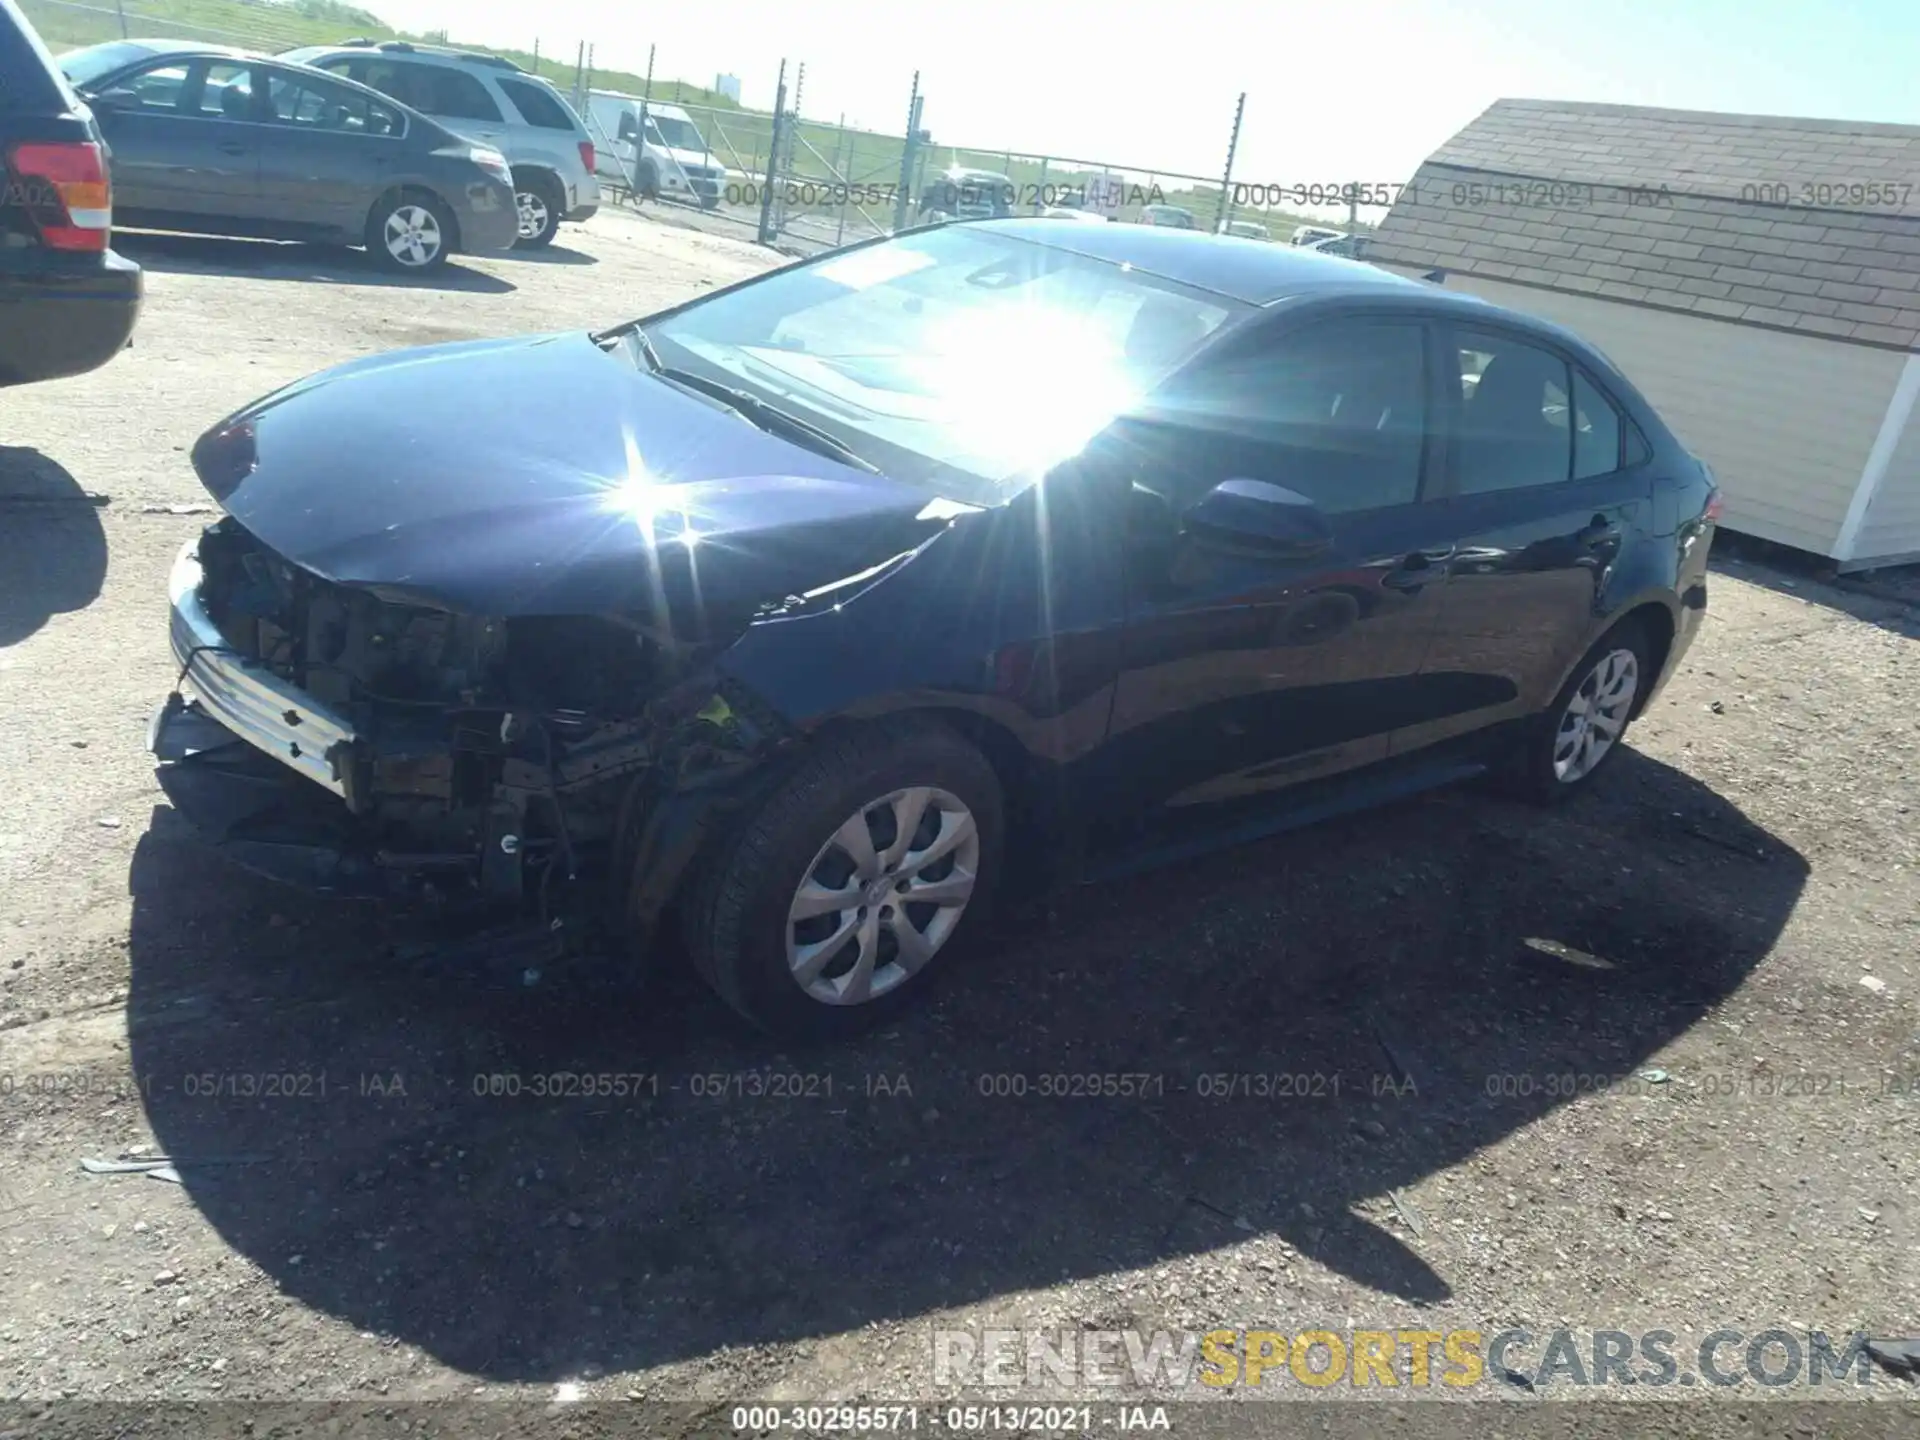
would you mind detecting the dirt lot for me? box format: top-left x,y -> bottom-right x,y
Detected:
1,209 -> 1917,1432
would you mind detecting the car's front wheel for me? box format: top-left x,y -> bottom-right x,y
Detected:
1508,619 -> 1651,803
512,170 -> 563,248
684,719 -> 1003,1038
366,190 -> 452,272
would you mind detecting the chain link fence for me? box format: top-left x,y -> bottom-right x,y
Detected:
20,0 -> 1369,255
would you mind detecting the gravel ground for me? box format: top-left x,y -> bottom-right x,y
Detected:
1,208 -> 1917,1433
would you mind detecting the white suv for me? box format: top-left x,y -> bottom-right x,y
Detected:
281,41 -> 599,247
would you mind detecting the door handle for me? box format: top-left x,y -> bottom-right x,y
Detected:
217,141 -> 248,155
1578,514 -> 1622,547
1380,546 -> 1452,592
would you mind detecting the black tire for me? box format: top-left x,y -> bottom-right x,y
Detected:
511,169 -> 563,249
365,190 -> 453,273
1503,618 -> 1652,804
683,718 -> 1004,1040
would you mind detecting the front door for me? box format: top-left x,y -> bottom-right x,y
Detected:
95,58 -> 264,220
1099,316 -> 1458,819
1402,323 -> 1657,751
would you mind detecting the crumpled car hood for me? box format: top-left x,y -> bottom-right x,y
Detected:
190,331 -> 945,624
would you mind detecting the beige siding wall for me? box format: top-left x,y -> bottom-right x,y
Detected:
1384,270 -> 1905,559
1854,367 -> 1920,566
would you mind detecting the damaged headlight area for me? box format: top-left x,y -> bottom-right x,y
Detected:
151,518 -> 781,919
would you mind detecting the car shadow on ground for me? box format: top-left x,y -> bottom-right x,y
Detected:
0,448 -> 108,646
507,242 -> 597,266
115,232 -> 517,294
125,746 -> 1804,1380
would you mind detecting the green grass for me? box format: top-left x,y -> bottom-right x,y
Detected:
23,0 -> 1354,239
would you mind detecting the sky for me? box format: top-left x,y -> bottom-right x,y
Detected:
368,0 -> 1917,212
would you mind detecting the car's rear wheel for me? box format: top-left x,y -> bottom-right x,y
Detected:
683,719 -> 1003,1039
1506,619 -> 1650,803
512,170 -> 563,248
366,190 -> 452,272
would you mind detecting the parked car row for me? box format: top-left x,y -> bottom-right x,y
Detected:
1,0 -> 616,390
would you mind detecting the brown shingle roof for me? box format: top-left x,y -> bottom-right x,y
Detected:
1369,99 -> 1920,349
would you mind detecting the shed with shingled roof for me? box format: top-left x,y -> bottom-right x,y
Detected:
1370,98 -> 1920,569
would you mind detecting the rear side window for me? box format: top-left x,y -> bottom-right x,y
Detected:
411,64 -> 501,122
497,77 -> 575,130
265,68 -> 402,135
1454,331 -> 1575,495
193,61 -> 254,120
1571,370 -> 1623,478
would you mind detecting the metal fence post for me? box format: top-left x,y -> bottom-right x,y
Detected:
757,60 -> 787,245
1217,91 -> 1245,233
833,116 -> 851,247
892,72 -> 920,233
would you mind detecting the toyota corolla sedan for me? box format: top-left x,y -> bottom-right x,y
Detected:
150,220 -> 1718,1038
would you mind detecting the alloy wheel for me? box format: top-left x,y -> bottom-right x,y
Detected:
1553,647 -> 1639,784
785,786 -> 980,1005
383,204 -> 443,267
516,188 -> 551,240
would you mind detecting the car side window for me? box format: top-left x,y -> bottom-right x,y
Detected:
412,65 -> 501,122
1571,370 -> 1624,478
118,60 -> 191,111
498,77 -> 576,131
1172,320 -> 1428,515
1454,331 -> 1576,494
350,60 -> 428,114
264,69 -> 401,134
191,61 -> 254,120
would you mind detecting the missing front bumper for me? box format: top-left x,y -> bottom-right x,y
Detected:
148,695 -> 388,896
165,537 -> 358,798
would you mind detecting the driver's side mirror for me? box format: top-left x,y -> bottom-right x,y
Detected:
85,88 -> 140,112
1182,478 -> 1332,557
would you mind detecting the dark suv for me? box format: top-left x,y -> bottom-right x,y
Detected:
0,0 -> 140,388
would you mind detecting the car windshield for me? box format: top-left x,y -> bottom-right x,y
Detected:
59,40 -> 160,89
643,225 -> 1242,504
648,114 -> 706,151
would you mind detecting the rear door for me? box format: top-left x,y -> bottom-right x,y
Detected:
256,63 -> 406,231
1402,323 -> 1655,751
92,56 -> 263,218
1098,313 -> 1459,817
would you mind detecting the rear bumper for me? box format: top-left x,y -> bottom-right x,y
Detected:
163,538 -> 357,798
459,180 -> 522,254
0,248 -> 141,388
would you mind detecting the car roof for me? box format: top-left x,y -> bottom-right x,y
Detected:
966,217 -> 1606,353
972,217 -> 1421,304
89,37 -> 255,63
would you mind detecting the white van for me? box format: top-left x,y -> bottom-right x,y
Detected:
584,92 -> 726,209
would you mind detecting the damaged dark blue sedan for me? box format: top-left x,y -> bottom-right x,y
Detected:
150,219 -> 1718,1038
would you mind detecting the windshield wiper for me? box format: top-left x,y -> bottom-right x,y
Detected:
611,325 -> 883,476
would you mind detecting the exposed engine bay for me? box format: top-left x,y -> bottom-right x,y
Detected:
173,518 -> 789,916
